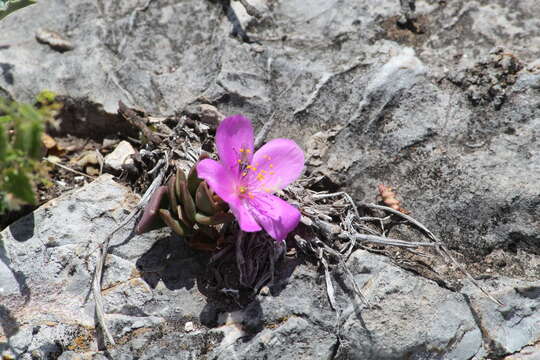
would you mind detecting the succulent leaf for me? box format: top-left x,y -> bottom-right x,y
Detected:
175,166 -> 186,198
195,182 -> 217,216
187,166 -> 203,197
177,205 -> 194,228
180,181 -> 196,223
195,212 -> 234,225
159,209 -> 191,236
167,175 -> 179,216
136,186 -> 168,234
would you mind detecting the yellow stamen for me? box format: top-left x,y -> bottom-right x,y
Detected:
239,148 -> 244,153
239,186 -> 247,194
269,164 -> 274,168
245,149 -> 251,153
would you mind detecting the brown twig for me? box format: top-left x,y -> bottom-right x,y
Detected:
43,157 -> 96,180
118,101 -> 162,145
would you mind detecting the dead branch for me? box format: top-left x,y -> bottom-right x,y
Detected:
305,191 -> 502,305
92,152 -> 169,346
118,101 -> 162,145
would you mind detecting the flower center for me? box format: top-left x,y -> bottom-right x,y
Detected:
237,149 -> 277,197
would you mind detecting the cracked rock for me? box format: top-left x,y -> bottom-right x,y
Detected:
463,278 -> 540,357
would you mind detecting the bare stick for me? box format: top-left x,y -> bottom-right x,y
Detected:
92,152 -> 169,346
320,251 -> 339,312
43,157 -> 96,180
358,202 -> 503,306
312,191 -> 361,219
311,192 -> 502,305
343,233 -> 437,248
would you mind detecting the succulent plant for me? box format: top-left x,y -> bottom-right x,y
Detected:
136,153 -> 234,251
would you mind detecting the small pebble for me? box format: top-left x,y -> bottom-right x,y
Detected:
259,286 -> 270,296
35,28 -> 74,52
104,140 -> 136,171
184,321 -> 194,332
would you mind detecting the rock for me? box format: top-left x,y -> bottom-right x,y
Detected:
183,103 -> 225,126
336,250 -> 482,359
1,0 -> 539,358
35,28 -> 74,52
184,321 -> 194,332
463,278 -> 540,357
103,140 -> 135,172
503,343 -> 540,360
0,175 -> 138,358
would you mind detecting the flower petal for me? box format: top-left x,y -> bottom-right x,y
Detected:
251,138 -> 304,192
249,193 -> 301,241
196,159 -> 238,203
216,115 -> 254,171
229,198 -> 262,232
197,159 -> 261,232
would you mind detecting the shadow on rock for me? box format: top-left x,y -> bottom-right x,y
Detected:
0,63 -> 14,85
136,234 -> 210,291
7,212 -> 35,242
0,305 -> 19,338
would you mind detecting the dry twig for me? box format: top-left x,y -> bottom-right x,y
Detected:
92,152 -> 169,346
43,157 -> 96,180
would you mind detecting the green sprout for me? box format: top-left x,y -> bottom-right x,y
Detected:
0,91 -> 61,214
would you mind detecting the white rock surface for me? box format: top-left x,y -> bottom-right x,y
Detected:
103,140 -> 136,171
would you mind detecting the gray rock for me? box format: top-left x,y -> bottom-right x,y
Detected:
336,250 -> 482,360
463,278 -> 540,357
103,140 -> 136,172
1,0 -> 539,358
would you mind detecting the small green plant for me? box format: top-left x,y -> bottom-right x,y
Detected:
0,0 -> 36,21
0,91 -> 60,214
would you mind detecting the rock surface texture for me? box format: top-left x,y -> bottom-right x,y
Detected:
1,0 -> 539,359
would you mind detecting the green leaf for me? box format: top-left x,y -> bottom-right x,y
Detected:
36,90 -> 56,105
0,123 -> 7,162
177,205 -> 194,229
0,0 -> 36,21
4,168 -> 35,204
13,104 -> 43,159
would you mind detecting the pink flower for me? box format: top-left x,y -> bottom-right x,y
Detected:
197,115 -> 304,241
